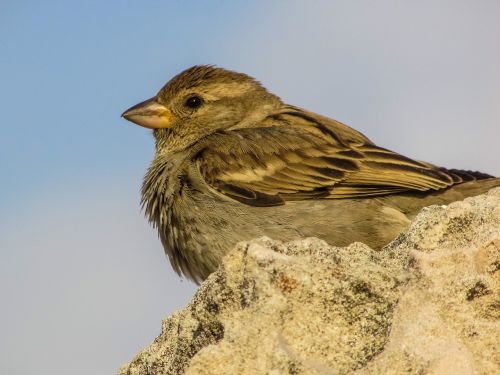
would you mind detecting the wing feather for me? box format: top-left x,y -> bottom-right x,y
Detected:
195,109 -> 460,206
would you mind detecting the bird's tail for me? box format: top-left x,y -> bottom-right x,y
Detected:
380,176 -> 500,218
438,167 -> 495,183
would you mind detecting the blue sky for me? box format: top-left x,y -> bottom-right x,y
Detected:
1,1 -> 499,374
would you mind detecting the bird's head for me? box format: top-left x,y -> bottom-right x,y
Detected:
122,65 -> 282,152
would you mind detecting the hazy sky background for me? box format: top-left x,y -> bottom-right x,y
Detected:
1,1 -> 499,374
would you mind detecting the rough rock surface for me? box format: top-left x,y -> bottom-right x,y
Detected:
119,189 -> 500,375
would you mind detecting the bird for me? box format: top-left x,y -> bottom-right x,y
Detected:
122,65 -> 499,283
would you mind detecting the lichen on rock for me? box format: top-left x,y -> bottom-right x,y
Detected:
119,188 -> 500,375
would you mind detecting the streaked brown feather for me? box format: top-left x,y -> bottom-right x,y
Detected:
195,108 -> 477,206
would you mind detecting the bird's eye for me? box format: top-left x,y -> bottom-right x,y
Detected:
184,95 -> 203,109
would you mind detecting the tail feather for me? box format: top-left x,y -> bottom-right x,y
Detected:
439,167 -> 495,183
380,177 -> 500,218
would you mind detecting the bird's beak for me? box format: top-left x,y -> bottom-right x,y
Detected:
121,97 -> 176,129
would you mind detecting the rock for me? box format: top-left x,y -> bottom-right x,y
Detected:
118,189 -> 500,375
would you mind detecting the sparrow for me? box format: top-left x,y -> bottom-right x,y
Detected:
122,65 -> 499,283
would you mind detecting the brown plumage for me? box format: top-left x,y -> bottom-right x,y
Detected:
122,65 -> 499,282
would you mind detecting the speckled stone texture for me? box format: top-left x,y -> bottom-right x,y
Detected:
119,188 -> 500,375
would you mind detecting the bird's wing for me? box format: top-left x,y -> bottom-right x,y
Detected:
195,108 -> 458,206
